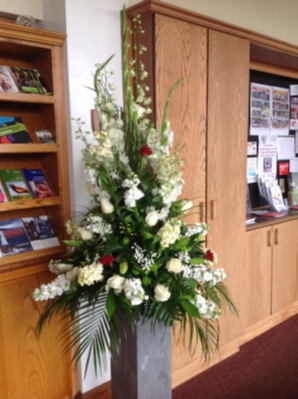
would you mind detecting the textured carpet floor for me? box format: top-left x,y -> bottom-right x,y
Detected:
172,314 -> 298,399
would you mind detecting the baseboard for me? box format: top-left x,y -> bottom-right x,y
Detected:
76,381 -> 111,399
240,302 -> 298,346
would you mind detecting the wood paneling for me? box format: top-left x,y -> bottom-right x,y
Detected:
245,227 -> 272,327
207,30 -> 249,345
154,13 -> 207,217
272,220 -> 298,313
0,272 -> 74,399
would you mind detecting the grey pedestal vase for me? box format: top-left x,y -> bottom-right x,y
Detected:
111,317 -> 172,399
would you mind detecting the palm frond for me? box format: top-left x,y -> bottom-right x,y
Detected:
215,282 -> 239,316
57,293 -> 113,376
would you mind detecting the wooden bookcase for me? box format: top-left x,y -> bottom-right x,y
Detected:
127,0 -> 298,389
0,20 -> 71,274
0,20 -> 77,399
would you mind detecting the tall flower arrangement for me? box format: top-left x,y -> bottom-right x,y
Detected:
33,8 -> 237,373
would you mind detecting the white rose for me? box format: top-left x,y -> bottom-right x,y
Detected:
100,198 -> 115,214
145,211 -> 159,227
66,266 -> 80,281
107,274 -> 126,294
165,258 -> 183,273
154,284 -> 171,302
78,227 -> 93,241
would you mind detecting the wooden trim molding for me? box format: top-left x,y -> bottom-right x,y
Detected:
0,19 -> 66,46
127,0 -> 298,56
75,381 -> 111,399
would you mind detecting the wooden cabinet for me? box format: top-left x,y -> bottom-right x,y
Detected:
148,13 -> 208,385
244,227 -> 272,327
271,220 -> 298,313
127,0 -> 298,389
132,9 -> 249,386
207,30 -> 249,347
0,20 -> 77,399
152,13 -> 207,216
244,220 -> 298,329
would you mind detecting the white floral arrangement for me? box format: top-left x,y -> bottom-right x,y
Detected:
33,8 -> 236,373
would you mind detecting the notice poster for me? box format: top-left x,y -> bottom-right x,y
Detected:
250,83 -> 270,136
257,134 -> 278,176
290,97 -> 298,130
271,87 -> 289,135
277,136 -> 295,160
250,83 -> 290,136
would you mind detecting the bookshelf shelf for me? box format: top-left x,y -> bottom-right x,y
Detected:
0,143 -> 58,153
0,92 -> 55,103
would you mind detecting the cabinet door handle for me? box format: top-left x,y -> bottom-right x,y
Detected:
210,200 -> 215,220
199,202 -> 204,222
274,228 -> 278,245
267,230 -> 272,247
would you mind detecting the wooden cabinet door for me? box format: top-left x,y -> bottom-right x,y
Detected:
244,227 -> 272,328
272,220 -> 298,313
152,13 -> 208,386
154,14 -> 207,219
0,272 -> 76,399
207,30 -> 250,345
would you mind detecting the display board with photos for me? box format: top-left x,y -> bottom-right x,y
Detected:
247,70 -> 298,220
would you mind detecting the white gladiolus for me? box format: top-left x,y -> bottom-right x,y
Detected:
181,199 -> 193,213
145,211 -> 159,227
154,284 -> 171,302
32,274 -> 71,301
100,198 -> 115,214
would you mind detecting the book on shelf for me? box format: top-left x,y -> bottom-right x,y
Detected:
22,168 -> 55,198
0,116 -> 33,144
21,215 -> 59,250
31,69 -> 52,95
0,169 -> 33,201
0,218 -> 33,257
0,179 -> 8,203
34,129 -> 55,143
9,66 -> 43,94
0,65 -> 19,93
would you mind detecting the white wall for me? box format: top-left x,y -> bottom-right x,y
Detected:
64,1 -> 127,392
41,0 -> 127,393
0,0 -> 42,19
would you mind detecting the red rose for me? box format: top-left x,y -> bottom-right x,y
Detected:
100,255 -> 114,266
140,145 -> 152,156
205,250 -> 214,262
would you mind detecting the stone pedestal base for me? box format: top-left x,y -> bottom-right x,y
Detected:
111,317 -> 172,399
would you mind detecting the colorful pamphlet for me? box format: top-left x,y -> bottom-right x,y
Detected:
0,116 -> 32,144
22,168 -> 55,198
0,218 -> 33,257
0,169 -> 33,201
